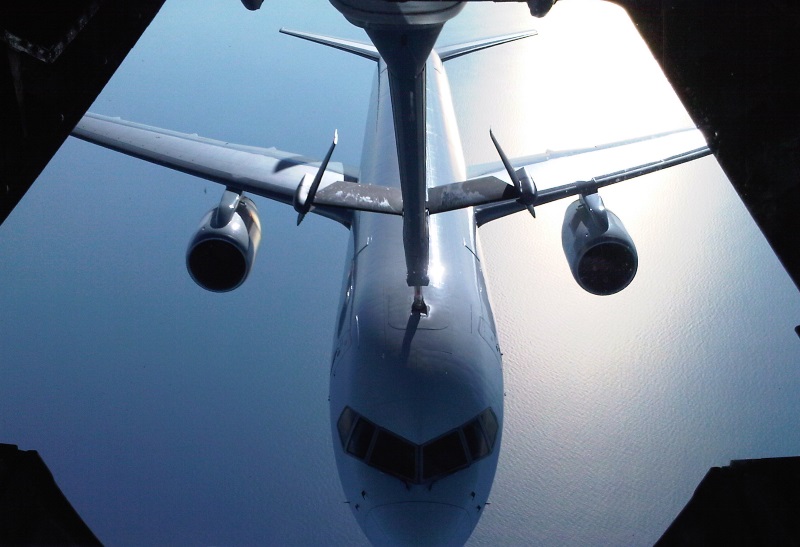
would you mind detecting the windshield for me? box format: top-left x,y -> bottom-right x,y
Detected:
337,407 -> 499,484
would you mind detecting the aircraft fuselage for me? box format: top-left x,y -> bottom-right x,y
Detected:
329,50 -> 505,545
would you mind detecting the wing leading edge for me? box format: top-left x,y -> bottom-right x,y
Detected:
72,114 -> 709,225
465,128 -> 711,225
72,113 -> 364,224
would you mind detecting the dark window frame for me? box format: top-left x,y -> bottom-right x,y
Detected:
336,406 -> 499,484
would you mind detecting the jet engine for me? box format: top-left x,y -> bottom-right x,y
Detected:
561,194 -> 637,295
186,194 -> 261,292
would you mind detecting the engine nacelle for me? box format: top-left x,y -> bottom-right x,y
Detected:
561,196 -> 637,295
186,196 -> 261,292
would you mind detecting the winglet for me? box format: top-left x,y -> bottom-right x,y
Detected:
280,28 -> 379,61
438,30 -> 537,62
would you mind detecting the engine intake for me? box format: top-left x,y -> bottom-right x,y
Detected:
561,195 -> 637,295
186,196 -> 261,292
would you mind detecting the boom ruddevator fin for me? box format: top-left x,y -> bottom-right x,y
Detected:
279,28 -> 379,61
437,30 -> 537,62
279,28 -> 536,63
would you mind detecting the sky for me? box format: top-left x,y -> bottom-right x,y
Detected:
2,1 -> 800,545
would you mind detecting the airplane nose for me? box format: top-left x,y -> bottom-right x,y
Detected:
365,502 -> 472,546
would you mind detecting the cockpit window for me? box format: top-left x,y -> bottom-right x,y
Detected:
370,429 -> 417,482
347,417 -> 376,459
462,418 -> 490,460
337,406 -> 358,444
480,407 -> 498,448
336,406 -> 499,484
422,430 -> 469,481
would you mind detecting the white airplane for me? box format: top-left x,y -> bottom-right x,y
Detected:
72,1 -> 710,545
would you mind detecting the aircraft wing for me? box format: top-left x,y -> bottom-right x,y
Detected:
72,112 -> 371,221
73,114 -> 709,225
429,128 -> 711,225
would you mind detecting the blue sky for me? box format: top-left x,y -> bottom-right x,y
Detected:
1,1 -> 799,545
